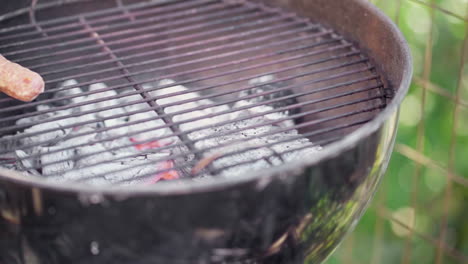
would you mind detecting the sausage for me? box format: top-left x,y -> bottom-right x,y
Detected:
0,55 -> 44,102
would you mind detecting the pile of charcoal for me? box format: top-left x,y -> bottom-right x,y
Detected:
0,76 -> 321,186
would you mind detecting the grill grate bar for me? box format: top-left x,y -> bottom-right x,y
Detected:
80,17 -> 202,163
29,0 -> 47,38
0,0 -> 216,42
34,99 -> 384,179
0,37 -> 345,118
5,5 -> 264,61
0,54 -> 367,137
2,76 -> 381,171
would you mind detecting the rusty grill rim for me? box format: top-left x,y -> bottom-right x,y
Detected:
0,0 -> 412,195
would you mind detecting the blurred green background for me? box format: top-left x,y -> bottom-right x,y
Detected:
323,0 -> 468,263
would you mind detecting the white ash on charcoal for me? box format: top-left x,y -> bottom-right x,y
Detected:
225,75 -> 298,129
52,79 -> 88,105
163,75 -> 321,178
147,79 -> 231,131
245,75 -> 300,116
188,76 -> 321,178
0,76 -> 321,185
15,149 -> 41,176
54,153 -> 171,185
0,80 -> 174,185
41,145 -> 74,176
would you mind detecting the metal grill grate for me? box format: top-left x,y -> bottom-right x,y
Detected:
329,0 -> 468,264
0,0 -> 386,185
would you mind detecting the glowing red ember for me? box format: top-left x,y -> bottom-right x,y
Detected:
149,160 -> 180,184
129,138 -> 179,184
129,138 -> 167,151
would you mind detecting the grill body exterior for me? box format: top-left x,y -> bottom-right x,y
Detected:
0,124 -> 398,264
0,0 -> 411,264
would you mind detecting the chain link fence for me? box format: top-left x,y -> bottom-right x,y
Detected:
324,0 -> 468,263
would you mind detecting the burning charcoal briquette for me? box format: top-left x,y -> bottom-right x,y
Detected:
20,122 -> 71,146
0,135 -> 21,154
121,92 -> 149,113
63,126 -> 98,145
127,111 -> 173,142
106,156 -> 168,183
15,149 -> 41,176
52,79 -> 86,106
86,83 -> 126,118
101,138 -> 135,156
62,153 -> 170,185
74,143 -> 114,168
15,104 -> 53,124
191,114 -> 321,178
242,75 -> 299,117
52,110 -> 79,128
230,100 -> 294,128
40,146 -> 74,176
151,79 -> 230,131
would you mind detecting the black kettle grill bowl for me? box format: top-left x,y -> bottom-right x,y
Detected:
0,0 -> 411,263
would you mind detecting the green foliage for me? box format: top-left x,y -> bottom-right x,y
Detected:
324,0 -> 468,263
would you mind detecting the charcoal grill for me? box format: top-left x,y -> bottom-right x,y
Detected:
0,0 -> 412,263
